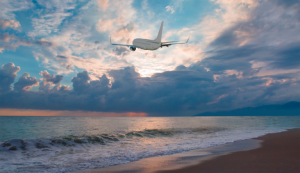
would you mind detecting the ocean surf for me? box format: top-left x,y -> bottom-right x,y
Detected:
0,116 -> 299,173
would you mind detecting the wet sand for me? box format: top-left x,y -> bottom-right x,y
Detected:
160,128 -> 300,173
72,129 -> 300,173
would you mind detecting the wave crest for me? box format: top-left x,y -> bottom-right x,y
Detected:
0,127 -> 226,152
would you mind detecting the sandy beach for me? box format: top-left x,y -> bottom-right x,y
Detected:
160,128 -> 300,173
73,128 -> 300,173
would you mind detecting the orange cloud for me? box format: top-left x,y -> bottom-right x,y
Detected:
0,109 -> 148,117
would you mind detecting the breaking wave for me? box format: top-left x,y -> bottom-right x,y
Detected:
0,125 -> 287,173
0,127 -> 225,151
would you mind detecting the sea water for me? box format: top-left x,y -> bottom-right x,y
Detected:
0,116 -> 299,173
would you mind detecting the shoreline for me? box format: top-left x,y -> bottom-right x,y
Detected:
160,128 -> 300,173
72,129 -> 300,173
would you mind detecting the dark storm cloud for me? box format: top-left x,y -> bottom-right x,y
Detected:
14,73 -> 39,91
265,72 -> 300,80
209,29 -> 236,47
0,63 -> 20,93
206,0 -> 300,75
0,63 -> 298,115
71,71 -> 91,93
203,43 -> 300,75
201,45 -> 259,75
269,42 -> 300,70
211,0 -> 300,48
276,0 -> 300,7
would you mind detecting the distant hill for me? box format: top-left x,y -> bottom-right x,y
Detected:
194,101 -> 300,116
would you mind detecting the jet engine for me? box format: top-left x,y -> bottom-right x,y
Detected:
130,46 -> 136,51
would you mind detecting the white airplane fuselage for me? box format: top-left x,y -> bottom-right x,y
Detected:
132,39 -> 160,50
110,21 -> 189,51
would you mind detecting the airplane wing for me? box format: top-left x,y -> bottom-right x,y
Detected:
161,37 -> 189,47
110,38 -> 142,48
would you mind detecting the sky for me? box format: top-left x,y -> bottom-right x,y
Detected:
0,0 -> 299,116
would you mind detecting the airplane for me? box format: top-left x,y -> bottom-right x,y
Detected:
110,21 -> 189,51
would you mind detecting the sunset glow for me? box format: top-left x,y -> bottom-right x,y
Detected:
0,109 -> 147,117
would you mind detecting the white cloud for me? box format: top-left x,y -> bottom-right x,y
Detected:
2,0 -> 199,78
28,0 -> 77,37
5,0 -> 297,82
170,0 -> 186,12
166,6 -> 175,14
0,0 -> 33,20
29,12 -> 73,37
31,0 -> 137,77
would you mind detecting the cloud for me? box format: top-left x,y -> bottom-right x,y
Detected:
27,0 -> 78,37
39,70 -> 64,92
168,0 -> 186,12
34,39 -> 53,46
113,46 -> 130,56
166,6 -> 175,14
1,60 -> 298,116
111,22 -> 137,43
276,0 -> 300,7
1,0 -> 190,78
0,33 -> 16,42
27,0 -> 139,76
207,94 -> 229,105
0,19 -> 20,30
141,0 -> 148,10
201,0 -> 300,79
71,71 -> 91,93
209,1 -> 300,48
0,33 -> 19,52
0,0 -> 33,20
40,70 -> 63,84
56,55 -> 67,59
269,42 -> 300,70
98,0 -> 109,11
0,33 -> 53,52
97,19 -> 115,32
14,73 -> 39,91
0,63 -> 20,93
165,0 -> 186,14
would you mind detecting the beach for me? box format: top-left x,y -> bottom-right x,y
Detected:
161,128 -> 300,173
1,116 -> 299,172
73,128 -> 300,173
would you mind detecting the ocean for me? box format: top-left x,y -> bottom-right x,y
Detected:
0,116 -> 299,173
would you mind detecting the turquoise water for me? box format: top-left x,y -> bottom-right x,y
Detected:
0,116 -> 299,173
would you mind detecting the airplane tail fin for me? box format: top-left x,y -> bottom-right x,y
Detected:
154,21 -> 164,42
